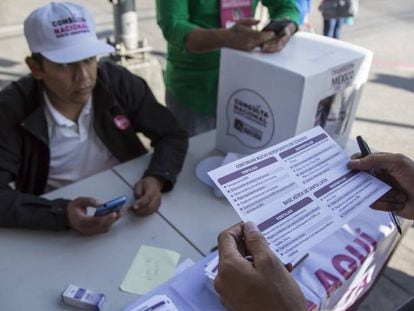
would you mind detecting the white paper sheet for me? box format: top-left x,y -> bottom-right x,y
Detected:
208,127 -> 391,264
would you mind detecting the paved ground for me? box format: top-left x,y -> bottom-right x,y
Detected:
0,1 -> 413,310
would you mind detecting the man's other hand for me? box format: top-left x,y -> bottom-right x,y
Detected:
67,197 -> 122,235
132,176 -> 163,215
214,222 -> 306,311
348,153 -> 414,220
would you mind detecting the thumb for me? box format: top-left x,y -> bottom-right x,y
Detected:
244,222 -> 288,274
348,153 -> 392,172
243,221 -> 272,260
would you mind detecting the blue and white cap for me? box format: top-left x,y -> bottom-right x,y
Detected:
24,2 -> 114,63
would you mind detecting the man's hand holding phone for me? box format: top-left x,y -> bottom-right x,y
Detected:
224,19 -> 275,52
261,18 -> 296,53
93,196 -> 127,217
67,197 -> 123,235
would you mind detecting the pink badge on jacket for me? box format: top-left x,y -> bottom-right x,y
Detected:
113,115 -> 131,130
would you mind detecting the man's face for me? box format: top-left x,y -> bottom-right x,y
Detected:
29,56 -> 98,107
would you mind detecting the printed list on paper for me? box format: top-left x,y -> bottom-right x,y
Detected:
208,127 -> 391,264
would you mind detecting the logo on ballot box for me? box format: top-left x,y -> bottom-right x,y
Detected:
330,62 -> 355,92
226,89 -> 274,148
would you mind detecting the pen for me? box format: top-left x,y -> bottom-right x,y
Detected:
356,136 -> 402,235
244,253 -> 308,271
292,253 -> 309,270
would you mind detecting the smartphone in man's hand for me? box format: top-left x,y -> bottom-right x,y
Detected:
94,196 -> 127,217
262,19 -> 292,36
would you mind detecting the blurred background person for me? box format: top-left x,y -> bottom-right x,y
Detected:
318,0 -> 358,39
296,0 -> 314,32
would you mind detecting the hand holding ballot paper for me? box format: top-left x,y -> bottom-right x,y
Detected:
214,222 -> 307,311
348,152 -> 414,220
208,127 -> 392,264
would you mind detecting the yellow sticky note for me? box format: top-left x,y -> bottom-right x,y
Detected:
120,245 -> 180,295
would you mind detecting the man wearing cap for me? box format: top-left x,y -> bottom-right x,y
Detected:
0,2 -> 188,235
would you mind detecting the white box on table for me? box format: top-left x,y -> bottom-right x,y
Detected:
216,32 -> 372,154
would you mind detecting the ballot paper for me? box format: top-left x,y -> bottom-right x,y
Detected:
208,127 -> 391,264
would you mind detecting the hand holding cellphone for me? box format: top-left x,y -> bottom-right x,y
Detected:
262,18 -> 292,36
93,196 -> 127,217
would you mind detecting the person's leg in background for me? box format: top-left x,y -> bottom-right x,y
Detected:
333,18 -> 345,39
166,91 -> 216,137
323,18 -> 335,37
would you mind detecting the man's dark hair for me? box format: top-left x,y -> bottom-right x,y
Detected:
31,53 -> 44,69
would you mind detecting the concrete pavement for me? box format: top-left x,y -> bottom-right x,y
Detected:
0,1 -> 413,310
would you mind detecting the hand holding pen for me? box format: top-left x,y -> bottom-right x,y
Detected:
348,136 -> 414,232
214,222 -> 307,311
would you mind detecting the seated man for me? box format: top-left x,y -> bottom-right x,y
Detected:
214,153 -> 414,311
0,2 -> 188,235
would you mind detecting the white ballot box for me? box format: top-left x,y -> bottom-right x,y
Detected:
216,32 -> 372,154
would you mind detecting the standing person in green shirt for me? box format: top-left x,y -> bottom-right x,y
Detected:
156,0 -> 300,136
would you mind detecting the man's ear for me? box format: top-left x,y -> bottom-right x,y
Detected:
25,57 -> 43,80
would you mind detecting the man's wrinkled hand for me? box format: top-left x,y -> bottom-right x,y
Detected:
226,19 -> 275,51
214,222 -> 307,311
261,22 -> 296,53
132,176 -> 163,215
348,153 -> 414,220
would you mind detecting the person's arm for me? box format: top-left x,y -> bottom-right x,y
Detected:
0,93 -> 122,233
214,222 -> 307,311
0,170 -> 121,234
0,99 -> 68,230
132,80 -> 188,192
155,0 -> 197,52
132,81 -> 188,214
0,182 -> 69,230
156,0 -> 275,53
348,153 -> 414,220
111,64 -> 189,213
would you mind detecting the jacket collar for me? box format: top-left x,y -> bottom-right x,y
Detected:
21,76 -> 114,146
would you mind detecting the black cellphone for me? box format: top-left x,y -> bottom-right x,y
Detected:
262,19 -> 292,36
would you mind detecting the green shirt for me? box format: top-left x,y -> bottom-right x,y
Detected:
156,0 -> 300,115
